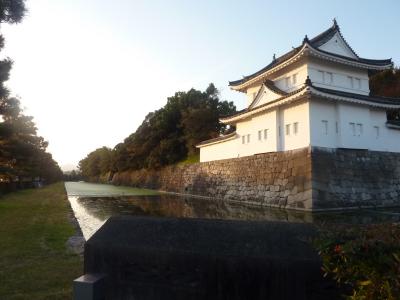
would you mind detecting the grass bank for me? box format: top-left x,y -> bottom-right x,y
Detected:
0,182 -> 82,300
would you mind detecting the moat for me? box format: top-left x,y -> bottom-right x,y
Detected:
65,182 -> 400,239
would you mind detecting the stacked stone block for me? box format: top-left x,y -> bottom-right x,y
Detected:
112,147 -> 313,210
110,147 -> 400,211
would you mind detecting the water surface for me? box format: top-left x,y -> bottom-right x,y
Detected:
65,182 -> 400,239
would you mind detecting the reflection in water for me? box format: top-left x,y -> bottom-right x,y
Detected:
69,194 -> 400,240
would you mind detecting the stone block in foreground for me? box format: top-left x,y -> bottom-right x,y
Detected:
83,216 -> 339,300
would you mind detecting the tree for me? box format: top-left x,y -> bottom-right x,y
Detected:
0,2 -> 63,184
79,84 -> 237,178
113,83 -> 236,170
0,0 -> 26,102
0,97 -> 62,182
369,67 -> 400,120
78,147 -> 113,180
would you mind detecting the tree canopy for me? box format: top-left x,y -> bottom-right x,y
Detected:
370,67 -> 400,120
79,84 -> 236,179
0,0 -> 62,183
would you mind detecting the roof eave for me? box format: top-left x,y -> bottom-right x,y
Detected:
196,133 -> 237,148
221,86 -> 310,124
229,26 -> 392,92
310,86 -> 400,109
228,44 -> 309,92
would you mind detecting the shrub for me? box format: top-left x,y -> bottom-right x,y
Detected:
315,223 -> 400,300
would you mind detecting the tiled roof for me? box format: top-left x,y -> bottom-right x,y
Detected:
386,120 -> 400,129
228,47 -> 301,87
312,86 -> 400,105
247,80 -> 288,109
309,19 -> 358,58
229,20 -> 392,87
264,80 -> 288,96
315,47 -> 392,66
220,85 -> 308,121
221,78 -> 400,123
196,132 -> 236,147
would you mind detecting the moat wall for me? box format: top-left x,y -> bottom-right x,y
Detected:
111,147 -> 313,210
110,147 -> 400,211
312,147 -> 400,210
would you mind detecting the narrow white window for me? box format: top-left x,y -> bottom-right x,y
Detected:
264,129 -> 268,140
349,122 -> 356,136
242,136 -> 246,144
293,122 -> 299,135
285,77 -> 290,88
292,73 -> 297,85
286,124 -> 291,136
348,76 -> 354,89
322,120 -> 328,135
374,126 -> 380,138
335,122 -> 339,134
326,72 -> 333,84
258,130 -> 262,141
247,134 -> 250,143
318,70 -> 325,83
355,78 -> 361,90
357,123 -> 363,136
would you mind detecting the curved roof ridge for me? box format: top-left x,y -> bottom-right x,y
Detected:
229,21 -> 392,89
221,84 -> 309,122
247,80 -> 290,110
308,43 -> 392,66
310,19 -> 359,59
264,80 -> 288,96
228,46 -> 302,87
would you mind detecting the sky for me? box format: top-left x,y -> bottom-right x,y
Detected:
2,0 -> 400,171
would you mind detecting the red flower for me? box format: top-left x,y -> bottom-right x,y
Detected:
334,244 -> 342,254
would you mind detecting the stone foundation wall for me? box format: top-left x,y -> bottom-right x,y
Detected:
111,147 -> 400,211
112,147 -> 313,210
312,147 -> 400,210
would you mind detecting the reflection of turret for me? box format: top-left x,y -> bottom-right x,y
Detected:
69,194 -> 397,240
74,194 -> 316,223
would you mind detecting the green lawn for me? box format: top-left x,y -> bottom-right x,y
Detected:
0,183 -> 82,300
177,154 -> 200,166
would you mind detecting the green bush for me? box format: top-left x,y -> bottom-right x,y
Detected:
315,224 -> 400,300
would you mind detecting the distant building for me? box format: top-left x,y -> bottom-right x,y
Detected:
197,20 -> 400,162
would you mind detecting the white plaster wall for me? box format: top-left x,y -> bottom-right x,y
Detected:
251,88 -> 281,109
309,100 -> 338,148
200,99 -> 400,163
236,110 -> 278,157
310,100 -> 400,152
369,109 -> 390,151
318,32 -> 358,59
280,101 -> 311,150
238,101 -> 311,155
337,102 -> 372,149
273,63 -> 308,93
368,109 -> 400,153
245,84 -> 262,106
199,138 -> 238,162
308,59 -> 370,95
200,101 -> 312,162
244,61 -> 308,109
386,127 -> 400,152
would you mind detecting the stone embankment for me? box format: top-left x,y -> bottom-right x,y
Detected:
112,147 -> 313,210
109,146 -> 400,211
312,147 -> 400,209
